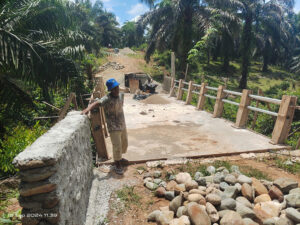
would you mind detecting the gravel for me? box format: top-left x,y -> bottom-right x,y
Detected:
84,168 -> 137,225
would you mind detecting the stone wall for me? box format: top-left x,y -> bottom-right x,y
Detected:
13,111 -> 93,225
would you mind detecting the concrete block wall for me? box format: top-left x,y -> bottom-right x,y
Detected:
162,75 -> 172,92
13,111 -> 93,225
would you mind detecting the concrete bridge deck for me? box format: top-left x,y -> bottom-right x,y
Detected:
104,93 -> 288,163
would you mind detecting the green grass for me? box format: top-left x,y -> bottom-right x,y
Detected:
116,186 -> 141,210
275,157 -> 300,174
239,166 -> 270,180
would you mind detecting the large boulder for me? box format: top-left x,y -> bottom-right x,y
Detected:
236,202 -> 256,219
188,193 -> 206,205
220,198 -> 236,210
176,173 -> 192,185
206,202 -> 219,223
170,194 -> 183,213
220,211 -> 244,225
285,207 -> 300,223
269,185 -> 284,202
206,193 -> 221,206
187,202 -> 211,225
285,193 -> 300,208
252,178 -> 268,196
254,194 -> 271,204
274,178 -> 298,194
242,183 -> 254,201
253,201 -> 281,222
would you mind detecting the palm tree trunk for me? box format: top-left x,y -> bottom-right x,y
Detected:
262,40 -> 270,72
239,13 -> 253,89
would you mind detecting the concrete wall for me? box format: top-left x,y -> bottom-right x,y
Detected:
13,111 -> 93,225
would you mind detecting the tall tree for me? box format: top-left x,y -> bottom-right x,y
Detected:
139,0 -> 208,73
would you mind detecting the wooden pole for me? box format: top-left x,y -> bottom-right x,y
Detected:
186,81 -> 194,105
271,95 -> 297,144
42,101 -> 60,111
171,52 -> 176,78
196,83 -> 207,110
177,79 -> 184,100
213,85 -> 226,118
234,89 -> 252,128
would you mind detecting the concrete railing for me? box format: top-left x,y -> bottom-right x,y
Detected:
13,111 -> 93,225
166,76 -> 298,145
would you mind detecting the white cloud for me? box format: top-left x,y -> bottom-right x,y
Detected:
102,0 -> 110,2
131,15 -> 141,22
127,3 -> 148,16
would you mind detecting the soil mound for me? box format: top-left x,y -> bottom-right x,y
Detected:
141,94 -> 170,104
120,48 -> 136,55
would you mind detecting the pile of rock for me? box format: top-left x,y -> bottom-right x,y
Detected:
144,165 -> 300,225
99,62 -> 125,71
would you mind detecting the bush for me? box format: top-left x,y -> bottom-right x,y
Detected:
0,122 -> 47,176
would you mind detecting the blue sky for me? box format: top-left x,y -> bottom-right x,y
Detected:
98,0 -> 149,25
91,0 -> 300,26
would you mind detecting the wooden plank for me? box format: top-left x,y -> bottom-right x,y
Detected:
89,106 -> 108,159
234,89 -> 252,128
185,81 -> 194,105
42,101 -> 60,111
213,85 -> 226,118
171,52 -> 176,78
80,95 -> 85,109
72,95 -> 78,110
98,76 -> 108,138
89,89 -> 109,159
196,83 -> 207,110
271,95 -> 297,144
129,78 -> 139,94
57,93 -> 76,122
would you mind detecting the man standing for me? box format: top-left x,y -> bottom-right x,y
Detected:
82,78 -> 128,175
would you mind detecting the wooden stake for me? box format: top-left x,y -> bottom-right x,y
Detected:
213,85 -> 226,118
196,83 -> 207,110
57,92 -> 76,122
171,52 -> 176,78
177,79 -> 184,100
271,95 -> 297,144
235,89 -> 252,128
186,81 -> 194,105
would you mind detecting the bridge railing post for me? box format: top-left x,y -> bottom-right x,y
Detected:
235,89 -> 252,128
186,81 -> 194,105
177,79 -> 184,100
197,83 -> 207,110
213,85 -> 226,118
271,95 -> 297,144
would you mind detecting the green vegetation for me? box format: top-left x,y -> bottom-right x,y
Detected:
116,186 -> 142,209
0,189 -> 21,224
275,157 -> 300,175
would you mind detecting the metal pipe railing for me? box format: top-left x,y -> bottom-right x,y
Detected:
182,81 -> 189,85
249,95 -> 281,105
206,86 -> 218,91
193,84 -> 202,88
204,94 -> 217,100
192,91 -> 200,95
182,88 -> 188,92
247,106 -> 278,117
175,80 -> 179,83
224,90 -> 242,97
222,99 -> 240,107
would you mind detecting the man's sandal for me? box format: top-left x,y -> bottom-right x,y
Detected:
114,166 -> 124,175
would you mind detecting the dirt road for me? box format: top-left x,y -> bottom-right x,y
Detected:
95,48 -> 146,87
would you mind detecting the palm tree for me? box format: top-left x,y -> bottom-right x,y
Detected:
207,0 -> 294,89
139,0 -> 209,73
0,0 -> 84,105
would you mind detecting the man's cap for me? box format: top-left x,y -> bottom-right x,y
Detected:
106,78 -> 120,91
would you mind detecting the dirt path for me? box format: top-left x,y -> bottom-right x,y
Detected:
95,48 -> 146,87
